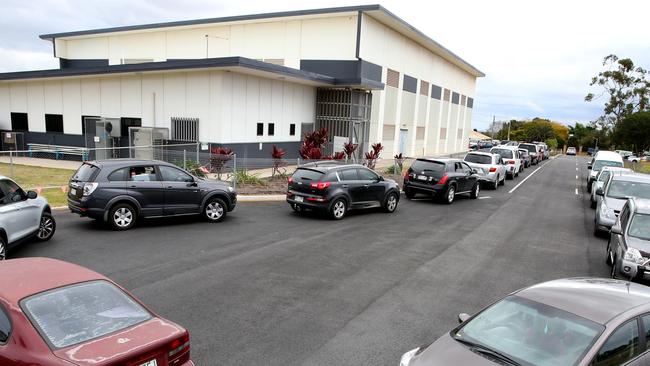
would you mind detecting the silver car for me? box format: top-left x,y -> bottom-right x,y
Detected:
463,152 -> 507,190
608,197 -> 650,280
595,173 -> 650,236
590,166 -> 632,208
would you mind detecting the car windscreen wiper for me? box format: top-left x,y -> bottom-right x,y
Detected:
452,336 -> 521,366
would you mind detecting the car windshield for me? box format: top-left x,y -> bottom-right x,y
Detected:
464,154 -> 492,164
292,168 -> 324,181
492,149 -> 513,159
72,163 -> 99,182
597,171 -> 611,183
593,160 -> 623,171
607,180 -> 650,200
454,296 -> 603,366
410,160 -> 446,173
519,144 -> 537,153
629,214 -> 650,241
21,281 -> 152,349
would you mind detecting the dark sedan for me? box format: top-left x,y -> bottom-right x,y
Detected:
403,158 -> 480,204
401,278 -> 650,366
286,163 -> 400,220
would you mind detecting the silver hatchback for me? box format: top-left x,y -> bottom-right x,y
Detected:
463,152 -> 507,190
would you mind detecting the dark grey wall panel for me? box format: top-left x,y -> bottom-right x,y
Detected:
359,60 -> 382,82
300,59 -> 383,84
23,131 -> 86,147
402,74 -> 417,93
59,58 -> 109,69
210,141 -> 302,159
451,92 -> 460,105
467,97 -> 474,108
431,84 -> 442,100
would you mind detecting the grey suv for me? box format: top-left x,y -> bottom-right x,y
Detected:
595,173 -> 650,236
68,159 -> 237,230
608,197 -> 650,280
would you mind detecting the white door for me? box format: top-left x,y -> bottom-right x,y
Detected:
0,179 -> 40,243
399,129 -> 408,154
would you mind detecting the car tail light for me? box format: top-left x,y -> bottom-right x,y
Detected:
437,174 -> 449,185
307,196 -> 327,202
310,182 -> 331,190
288,176 -> 294,184
489,167 -> 497,172
403,170 -> 410,182
82,182 -> 98,196
507,160 -> 515,165
168,332 -> 190,365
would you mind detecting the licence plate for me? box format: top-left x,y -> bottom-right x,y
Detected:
295,196 -> 304,202
70,188 -> 76,196
139,360 -> 157,366
417,175 -> 428,181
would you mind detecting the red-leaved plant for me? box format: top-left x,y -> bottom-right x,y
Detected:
271,144 -> 287,178
364,143 -> 384,170
210,147 -> 234,180
343,141 -> 358,161
332,151 -> 346,160
299,128 -> 329,159
394,153 -> 405,172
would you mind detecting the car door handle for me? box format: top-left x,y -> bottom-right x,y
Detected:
167,186 -> 173,189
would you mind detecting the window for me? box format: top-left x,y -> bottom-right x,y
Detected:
440,127 -> 447,139
465,154 -> 492,165
0,304 -> 10,343
268,123 -> 275,136
129,166 -> 157,182
170,117 -> 197,141
160,165 -> 193,182
411,160 -> 445,174
592,319 -> 640,366
642,315 -> 650,348
121,117 -> 142,138
290,124 -> 296,136
0,179 -> 26,204
10,112 -> 28,131
461,163 -> 472,173
45,114 -> 64,133
107,168 -> 128,182
339,169 -> 359,181
387,69 -> 400,88
257,123 -> 264,136
291,168 -> 324,182
72,163 -> 100,182
358,168 -> 379,181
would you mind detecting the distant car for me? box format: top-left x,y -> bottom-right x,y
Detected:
68,159 -> 236,230
0,257 -> 194,365
504,141 -> 519,146
403,158 -> 480,204
608,197 -> 650,281
590,167 -> 633,208
566,147 -> 577,155
463,152 -> 507,190
518,143 -> 541,165
587,147 -> 596,156
628,155 -> 641,163
616,150 -> 634,158
400,278 -> 650,366
490,146 -> 522,179
517,148 -> 531,168
0,176 -> 55,260
286,163 -> 400,219
595,173 -> 650,236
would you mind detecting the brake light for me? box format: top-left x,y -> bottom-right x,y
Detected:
310,182 -> 331,190
168,332 -> 190,364
403,170 -> 410,182
438,175 -> 449,185
307,196 -> 327,202
288,176 -> 294,184
507,160 -> 515,165
489,167 -> 497,172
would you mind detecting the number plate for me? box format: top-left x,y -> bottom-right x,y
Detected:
139,360 -> 157,366
70,188 -> 76,195
417,175 -> 428,181
295,196 -> 304,202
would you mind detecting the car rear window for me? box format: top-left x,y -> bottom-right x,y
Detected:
292,168 -> 324,181
410,160 -> 446,173
21,281 -> 152,349
71,163 -> 99,182
519,144 -> 537,153
491,149 -> 513,159
464,154 -> 492,164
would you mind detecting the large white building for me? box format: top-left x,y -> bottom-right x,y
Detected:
0,5 -> 483,158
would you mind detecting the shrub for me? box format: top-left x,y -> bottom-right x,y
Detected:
343,141 -> 358,160
332,151 -> 346,160
364,142 -> 384,170
271,145 -> 287,178
210,147 -> 234,180
234,170 -> 267,186
299,128 -> 329,159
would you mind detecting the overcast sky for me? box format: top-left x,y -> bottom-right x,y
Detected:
1,0 -> 648,131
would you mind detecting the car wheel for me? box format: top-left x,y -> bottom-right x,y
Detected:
506,172 -> 513,180
109,203 -> 137,230
470,183 -> 480,199
515,169 -> 519,177
499,176 -> 505,186
205,198 -> 227,222
0,236 -> 6,261
611,257 -> 619,279
35,212 -> 56,241
330,198 -> 347,220
384,192 -> 399,213
587,183 -> 592,193
443,185 -> 456,204
590,199 -> 596,209
492,176 -> 499,190
593,222 -> 601,237
606,239 -> 613,266
404,189 -> 415,199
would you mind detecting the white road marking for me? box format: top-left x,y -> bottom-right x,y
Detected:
575,188 -> 579,195
508,163 -> 548,194
478,196 -> 491,200
576,167 -> 578,171
576,175 -> 578,180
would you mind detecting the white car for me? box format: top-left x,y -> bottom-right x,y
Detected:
463,151 -> 507,190
0,175 -> 56,260
628,155 -> 641,163
490,146 -> 523,179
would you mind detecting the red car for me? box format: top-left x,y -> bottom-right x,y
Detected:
0,258 -> 193,366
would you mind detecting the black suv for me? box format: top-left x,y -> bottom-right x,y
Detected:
403,158 -> 480,204
68,159 -> 236,230
286,162 -> 400,220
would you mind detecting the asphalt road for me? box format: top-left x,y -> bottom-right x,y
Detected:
12,154 -> 610,366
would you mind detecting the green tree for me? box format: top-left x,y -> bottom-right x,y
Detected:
613,111 -> 650,152
521,119 -> 554,142
585,55 -> 650,129
545,138 -> 558,150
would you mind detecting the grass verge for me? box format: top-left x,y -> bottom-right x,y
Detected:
0,163 -> 74,207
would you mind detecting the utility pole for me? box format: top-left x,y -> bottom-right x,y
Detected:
491,116 -> 495,139
507,121 -> 511,141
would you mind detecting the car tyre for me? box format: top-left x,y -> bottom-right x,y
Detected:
442,185 -> 456,204
384,192 -> 399,213
35,212 -> 56,242
611,257 -> 619,279
590,199 -> 596,209
587,182 -> 592,193
205,197 -> 227,222
109,203 -> 137,230
492,176 -> 499,190
404,188 -> 415,199
0,236 -> 6,261
606,239 -> 613,266
330,198 -> 347,220
470,183 -> 480,199
506,172 -> 513,180
499,176 -> 505,186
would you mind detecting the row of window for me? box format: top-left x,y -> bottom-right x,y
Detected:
256,123 -> 296,137
385,68 -> 474,108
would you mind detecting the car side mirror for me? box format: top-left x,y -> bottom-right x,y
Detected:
596,188 -> 604,196
187,180 -> 198,187
458,313 -> 470,324
611,224 -> 622,235
587,165 -> 592,170
377,176 -> 384,182
27,190 -> 37,199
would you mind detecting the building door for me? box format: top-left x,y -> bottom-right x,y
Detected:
399,129 -> 408,154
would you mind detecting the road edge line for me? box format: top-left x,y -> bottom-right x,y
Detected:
508,161 -> 550,194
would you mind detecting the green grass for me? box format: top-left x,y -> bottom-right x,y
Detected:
625,161 -> 650,174
0,163 -> 74,207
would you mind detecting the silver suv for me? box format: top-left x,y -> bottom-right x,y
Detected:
0,176 -> 56,260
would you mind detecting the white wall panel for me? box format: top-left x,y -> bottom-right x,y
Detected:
26,83 -> 45,132
99,78 -> 120,118
186,73 -> 210,140
80,79 -> 101,116
230,73 -> 247,142
0,85 -> 10,130
162,73 -> 186,129
9,83 -> 27,112
64,37 -> 109,59
245,76 -> 260,141
120,76 -> 142,118
300,15 -> 357,60
61,80 -> 82,134
43,81 -> 63,114
141,74 -> 164,128
108,32 -> 166,65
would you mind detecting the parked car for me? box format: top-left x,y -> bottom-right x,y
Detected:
0,257 -> 193,365
587,151 -> 624,193
463,152 -> 507,190
490,146 -> 522,179
504,141 -> 519,146
607,197 -> 650,281
517,148 -> 531,168
590,166 -> 633,208
68,159 -> 236,230
628,155 -> 641,163
403,158 -> 480,204
400,278 -> 650,366
566,147 -> 577,155
286,163 -> 400,219
616,150 -> 634,158
595,173 -> 650,236
0,176 -> 55,260
587,147 -> 596,156
518,143 -> 541,165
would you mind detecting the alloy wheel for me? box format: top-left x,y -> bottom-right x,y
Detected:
206,201 -> 224,221
447,186 -> 456,203
386,194 -> 398,212
332,200 -> 346,219
113,207 -> 133,228
37,215 -> 54,240
0,240 -> 5,261
473,184 -> 480,198
493,176 -> 499,190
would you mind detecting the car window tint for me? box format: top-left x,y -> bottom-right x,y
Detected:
642,315 -> 650,349
323,173 -> 339,183
0,304 -> 10,343
491,149 -> 513,159
339,169 -> 359,181
410,160 -> 446,174
629,214 -> 650,241
160,166 -> 193,182
598,171 -> 611,183
593,160 -> 624,171
462,163 -> 472,173
129,166 -> 157,182
292,168 -> 324,182
607,181 -> 650,200
21,281 -> 152,349
592,319 -> 640,366
0,179 -> 24,203
72,163 -> 99,182
464,154 -> 492,164
620,205 -> 630,228
357,168 -> 378,181
107,168 -> 128,182
0,180 -> 8,204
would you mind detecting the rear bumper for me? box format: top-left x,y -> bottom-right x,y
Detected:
68,199 -> 104,220
286,191 -> 329,211
403,181 -> 445,195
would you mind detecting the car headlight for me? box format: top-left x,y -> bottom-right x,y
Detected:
400,348 -> 421,366
600,203 -> 616,219
82,182 -> 98,196
624,248 -> 646,265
